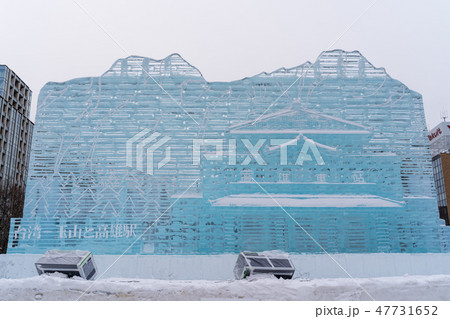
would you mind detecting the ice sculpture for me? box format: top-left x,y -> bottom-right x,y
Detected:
8,50 -> 450,254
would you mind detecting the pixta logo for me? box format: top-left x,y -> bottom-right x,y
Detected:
126,131 -> 325,175
126,129 -> 171,175
192,137 -> 325,166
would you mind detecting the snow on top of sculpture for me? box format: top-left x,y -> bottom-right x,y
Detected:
103,53 -> 203,78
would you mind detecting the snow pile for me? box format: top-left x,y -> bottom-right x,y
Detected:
210,194 -> 402,208
1,274 -> 450,301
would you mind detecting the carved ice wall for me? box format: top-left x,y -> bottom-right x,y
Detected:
8,50 -> 449,254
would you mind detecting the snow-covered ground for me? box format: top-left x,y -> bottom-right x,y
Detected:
1,274 -> 450,301
3,253 -> 450,280
3,253 -> 450,300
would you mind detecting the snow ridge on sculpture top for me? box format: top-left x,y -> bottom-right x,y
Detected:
101,49 -> 389,80
255,50 -> 389,80
41,50 -> 391,90
103,53 -> 204,78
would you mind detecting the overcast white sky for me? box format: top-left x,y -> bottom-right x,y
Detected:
1,0 -> 449,129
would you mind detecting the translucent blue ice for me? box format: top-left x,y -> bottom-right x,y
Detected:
8,50 -> 450,254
